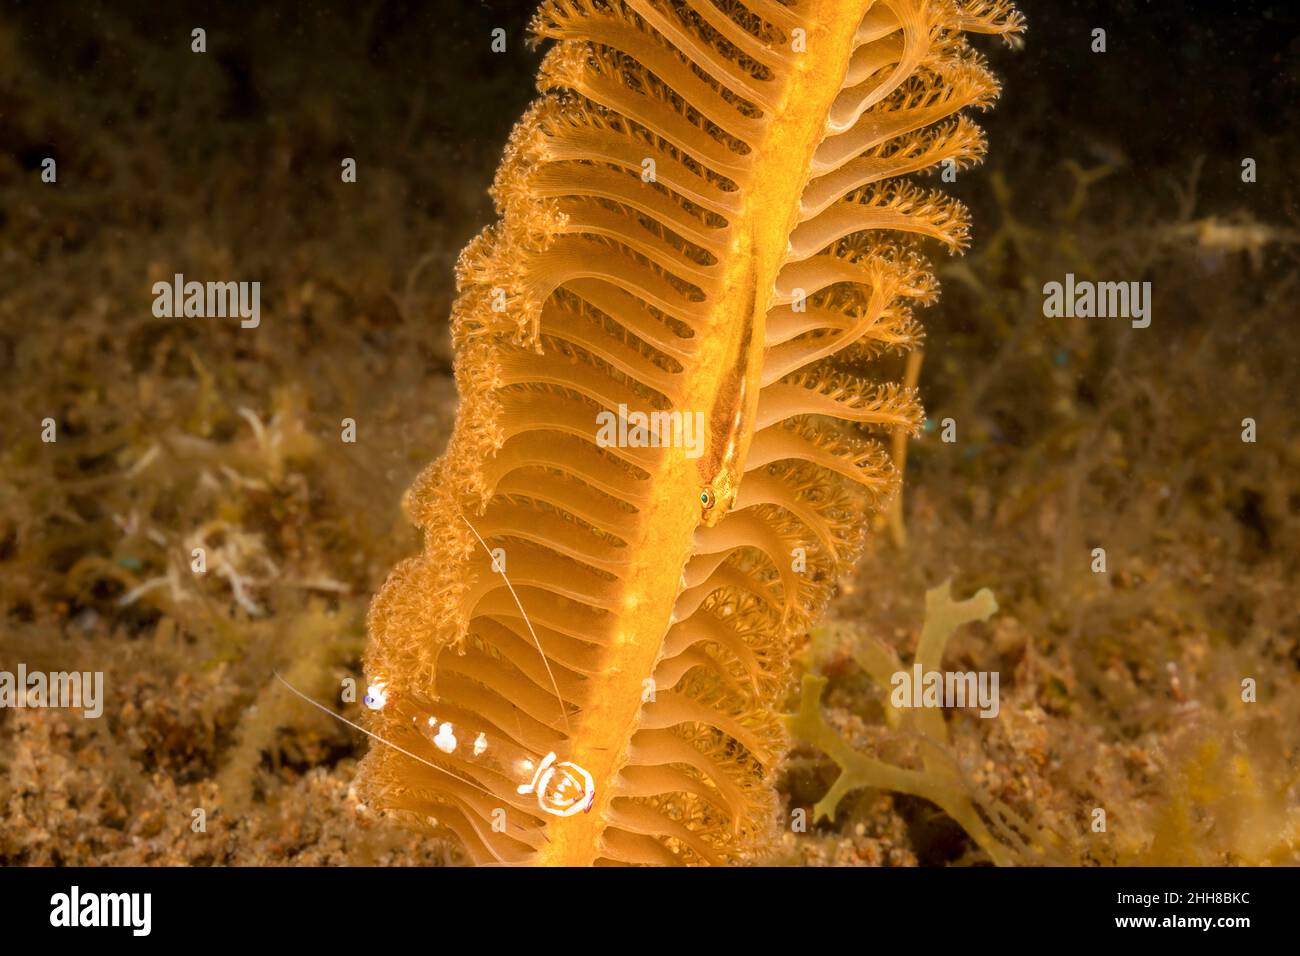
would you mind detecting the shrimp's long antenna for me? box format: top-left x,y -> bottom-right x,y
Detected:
272,670 -> 498,799
460,514 -> 573,735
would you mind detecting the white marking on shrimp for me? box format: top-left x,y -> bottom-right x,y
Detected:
272,672 -> 495,799
433,722 -> 457,754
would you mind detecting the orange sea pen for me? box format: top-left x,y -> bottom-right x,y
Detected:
359,0 -> 1023,865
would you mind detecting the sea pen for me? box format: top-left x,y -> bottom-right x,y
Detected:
360,0 -> 1022,865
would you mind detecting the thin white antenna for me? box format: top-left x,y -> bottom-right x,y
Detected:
460,514 -> 572,735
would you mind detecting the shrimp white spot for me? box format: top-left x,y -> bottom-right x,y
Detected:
433,722 -> 457,754
364,680 -> 389,711
473,732 -> 488,756
514,759 -> 535,789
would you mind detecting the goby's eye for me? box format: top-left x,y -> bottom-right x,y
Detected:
700,489 -> 715,508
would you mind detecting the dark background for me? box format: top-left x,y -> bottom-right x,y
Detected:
5,0 -> 1298,268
